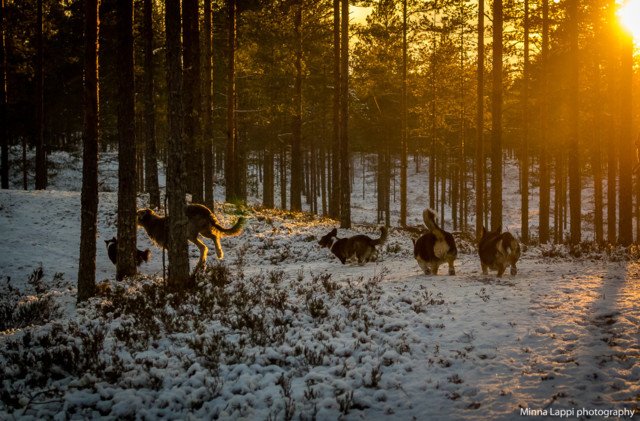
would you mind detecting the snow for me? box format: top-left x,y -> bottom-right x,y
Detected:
0,149 -> 639,420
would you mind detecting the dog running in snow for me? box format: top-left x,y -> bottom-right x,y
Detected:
104,237 -> 151,267
318,227 -> 388,265
478,226 -> 520,277
136,204 -> 245,269
413,209 -> 457,275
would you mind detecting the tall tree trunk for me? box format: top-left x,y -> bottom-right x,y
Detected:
0,0 -> 7,189
35,0 -> 46,190
490,0 -> 502,231
77,0 -> 99,302
203,0 -> 214,210
521,0 -> 529,244
264,135 -> 274,208
400,0 -> 408,227
143,0 -> 160,208
116,0 -> 137,281
339,0 -> 350,228
225,0 -> 238,202
165,0 -> 190,287
330,0 -> 340,219
475,0 -> 484,239
183,0 -> 203,204
429,22 -> 437,211
618,28 -> 633,245
539,0 -> 550,243
567,0 -> 580,245
291,2 -> 303,211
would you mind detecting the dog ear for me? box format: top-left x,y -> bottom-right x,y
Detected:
330,228 -> 338,235
482,226 -> 487,236
496,225 -> 502,234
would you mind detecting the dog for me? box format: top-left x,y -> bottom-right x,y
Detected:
318,226 -> 388,265
136,204 -> 245,268
413,209 -> 457,275
104,237 -> 151,267
478,226 -> 520,277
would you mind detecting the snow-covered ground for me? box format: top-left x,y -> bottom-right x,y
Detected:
1,150 -> 639,420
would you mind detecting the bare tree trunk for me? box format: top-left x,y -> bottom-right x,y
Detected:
280,143 -> 287,209
339,0 -> 350,228
77,0 -> 99,302
521,0 -> 529,244
0,0 -> 7,189
475,0 -> 484,239
165,0 -> 190,287
143,0 -> 160,208
35,0 -> 46,190
490,0 -> 503,231
567,0 -> 580,245
619,29 -> 633,245
539,0 -> 550,243
263,136 -> 274,208
330,0 -> 340,219
225,0 -> 238,202
183,0 -> 203,204
291,2 -> 303,211
116,0 -> 137,281
203,0 -> 214,210
400,0 -> 408,227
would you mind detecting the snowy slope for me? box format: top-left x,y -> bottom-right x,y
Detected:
0,151 -> 639,420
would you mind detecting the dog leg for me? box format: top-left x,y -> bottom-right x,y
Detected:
510,264 -> 518,276
192,237 -> 208,268
447,259 -> 455,276
430,263 -> 439,276
481,262 -> 488,275
496,264 -> 506,277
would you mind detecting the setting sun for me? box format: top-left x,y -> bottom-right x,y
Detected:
619,0 -> 640,40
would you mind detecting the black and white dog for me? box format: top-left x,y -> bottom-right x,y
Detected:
105,237 -> 151,267
478,226 -> 520,277
413,209 -> 457,275
318,227 -> 388,265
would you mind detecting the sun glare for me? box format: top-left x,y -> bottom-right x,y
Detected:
619,0 -> 640,41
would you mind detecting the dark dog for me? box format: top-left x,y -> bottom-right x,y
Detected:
478,226 -> 520,277
413,209 -> 457,275
318,227 -> 388,265
104,237 -> 151,267
136,204 -> 245,268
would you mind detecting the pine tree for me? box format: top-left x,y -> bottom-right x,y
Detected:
490,0 -> 503,231
165,0 -> 190,288
77,0 -> 99,302
143,0 -> 160,209
0,0 -> 7,189
35,0 -> 46,190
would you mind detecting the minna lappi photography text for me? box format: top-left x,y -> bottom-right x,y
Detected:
521,407 -> 637,418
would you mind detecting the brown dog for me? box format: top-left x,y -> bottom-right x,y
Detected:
478,226 -> 520,277
136,204 -> 245,268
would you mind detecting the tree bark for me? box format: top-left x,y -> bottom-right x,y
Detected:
618,29 -> 633,245
165,0 -> 190,287
521,0 -> 529,244
475,0 -> 484,239
143,0 -> 160,208
35,0 -> 46,190
290,2 -> 303,211
567,0 -> 580,245
183,0 -> 203,204
539,0 -> 550,243
490,0 -> 502,231
400,0 -> 408,227
330,0 -> 340,219
339,0 -> 350,228
203,0 -> 214,210
77,0 -> 99,302
225,0 -> 239,202
116,0 -> 137,281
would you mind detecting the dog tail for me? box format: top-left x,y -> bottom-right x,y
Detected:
371,226 -> 388,246
215,217 -> 246,237
423,208 -> 445,242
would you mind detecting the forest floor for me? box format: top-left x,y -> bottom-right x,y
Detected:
0,150 -> 639,420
